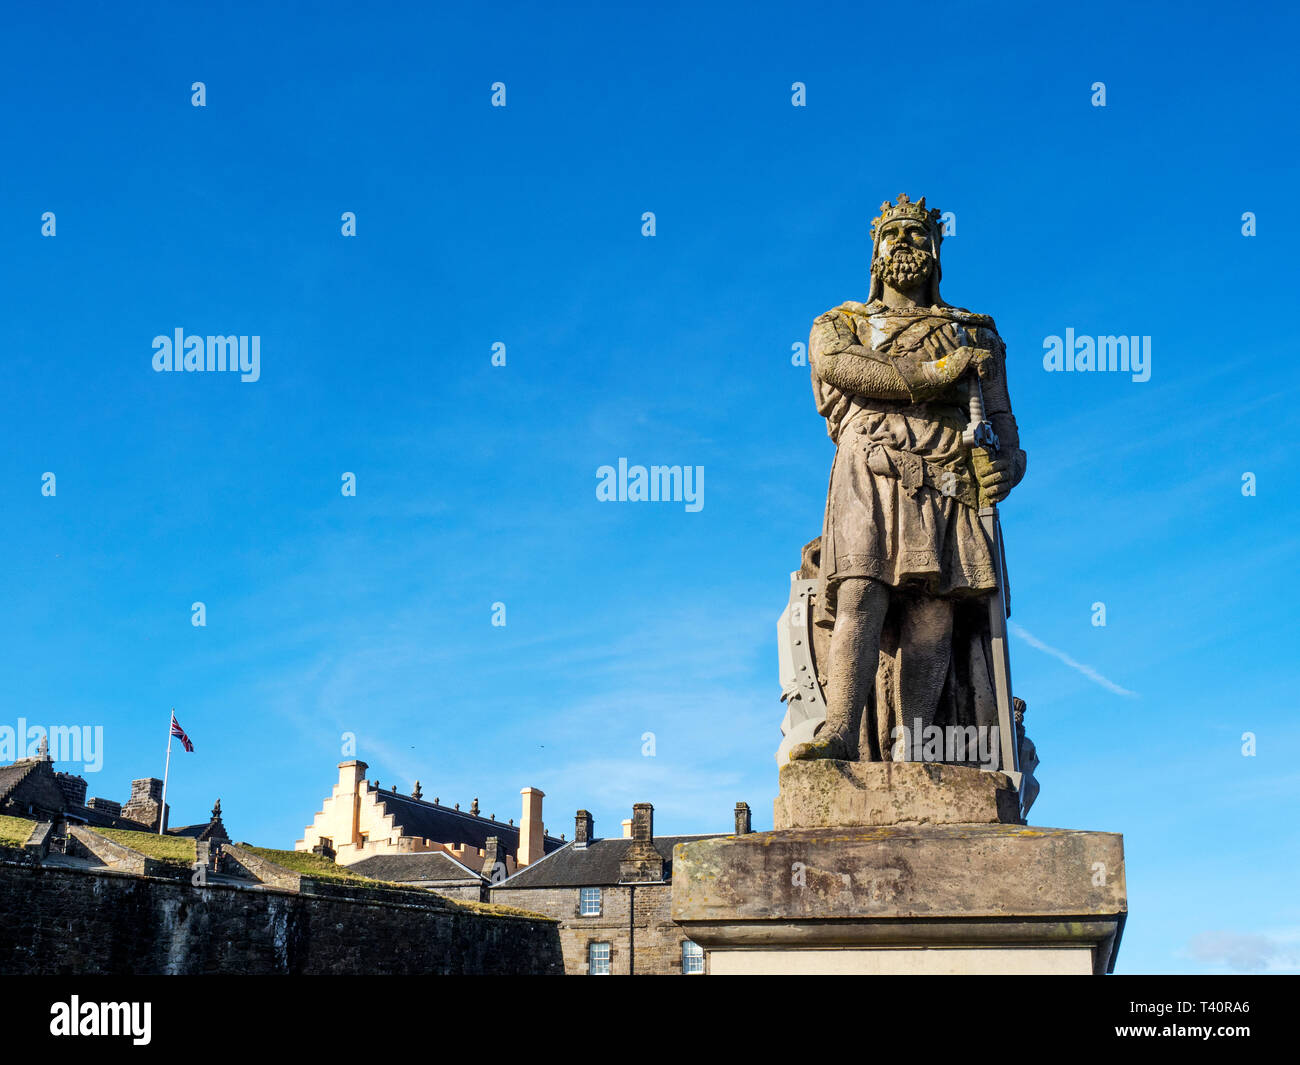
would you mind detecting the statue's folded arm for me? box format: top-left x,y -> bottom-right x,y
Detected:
809,312 -> 914,401
811,344 -> 914,402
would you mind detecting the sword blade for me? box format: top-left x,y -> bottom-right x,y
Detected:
980,505 -> 1021,790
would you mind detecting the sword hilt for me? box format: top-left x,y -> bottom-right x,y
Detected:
962,373 -> 999,455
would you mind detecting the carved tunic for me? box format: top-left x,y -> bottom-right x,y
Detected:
809,299 -> 1025,624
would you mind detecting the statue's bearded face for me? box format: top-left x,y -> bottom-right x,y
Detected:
874,219 -> 935,291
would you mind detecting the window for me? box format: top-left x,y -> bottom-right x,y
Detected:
579,886 -> 602,916
682,940 -> 704,975
589,942 -> 611,975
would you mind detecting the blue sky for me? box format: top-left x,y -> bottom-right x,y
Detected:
2,1 -> 1297,974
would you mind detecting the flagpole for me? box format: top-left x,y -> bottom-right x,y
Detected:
159,708 -> 174,835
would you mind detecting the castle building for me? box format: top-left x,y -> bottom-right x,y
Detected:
0,755 -> 67,823
489,802 -> 749,975
295,760 -> 564,879
0,746 -> 227,841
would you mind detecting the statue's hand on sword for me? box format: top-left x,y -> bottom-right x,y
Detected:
975,457 -> 1015,504
961,371 -> 1015,505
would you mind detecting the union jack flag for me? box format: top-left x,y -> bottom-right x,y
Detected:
170,712 -> 194,753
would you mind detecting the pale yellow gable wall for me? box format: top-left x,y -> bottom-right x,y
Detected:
293,760 -> 521,875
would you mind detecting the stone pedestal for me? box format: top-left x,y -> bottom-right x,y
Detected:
774,760 -> 1022,829
672,762 -> 1126,975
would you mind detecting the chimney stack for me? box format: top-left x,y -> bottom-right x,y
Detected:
55,772 -> 88,808
121,777 -> 169,833
631,803 -> 653,841
518,787 -> 545,867
618,802 -> 663,882
336,761 -> 368,848
621,818 -> 633,838
735,801 -> 752,835
574,810 -> 593,847
482,837 -> 508,882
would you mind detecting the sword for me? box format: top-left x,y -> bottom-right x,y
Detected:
962,373 -> 1022,794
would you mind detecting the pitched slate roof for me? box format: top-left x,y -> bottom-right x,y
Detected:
0,758 -> 69,817
68,805 -> 151,831
166,820 -> 229,842
373,789 -> 565,860
495,834 -> 723,889
349,851 -> 484,884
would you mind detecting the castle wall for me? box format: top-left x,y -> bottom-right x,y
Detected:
0,861 -> 562,975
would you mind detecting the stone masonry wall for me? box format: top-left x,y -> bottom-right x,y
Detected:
0,861 -> 562,975
422,883 -> 484,902
491,882 -> 696,975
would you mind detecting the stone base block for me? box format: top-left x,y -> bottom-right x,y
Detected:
774,759 -> 1021,830
672,823 -> 1126,975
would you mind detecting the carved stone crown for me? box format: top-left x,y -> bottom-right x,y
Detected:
871,193 -> 943,240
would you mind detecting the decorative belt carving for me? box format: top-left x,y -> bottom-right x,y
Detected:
864,441 -> 979,509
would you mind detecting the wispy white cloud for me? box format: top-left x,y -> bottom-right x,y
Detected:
1184,928 -> 1300,974
1010,622 -> 1138,697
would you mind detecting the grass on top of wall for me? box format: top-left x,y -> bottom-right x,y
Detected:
0,814 -> 37,848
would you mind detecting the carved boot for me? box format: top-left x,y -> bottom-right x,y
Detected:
788,728 -> 853,762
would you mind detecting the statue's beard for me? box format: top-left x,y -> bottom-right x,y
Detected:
875,246 -> 934,291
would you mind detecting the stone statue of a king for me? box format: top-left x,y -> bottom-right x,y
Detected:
788,194 -> 1027,766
